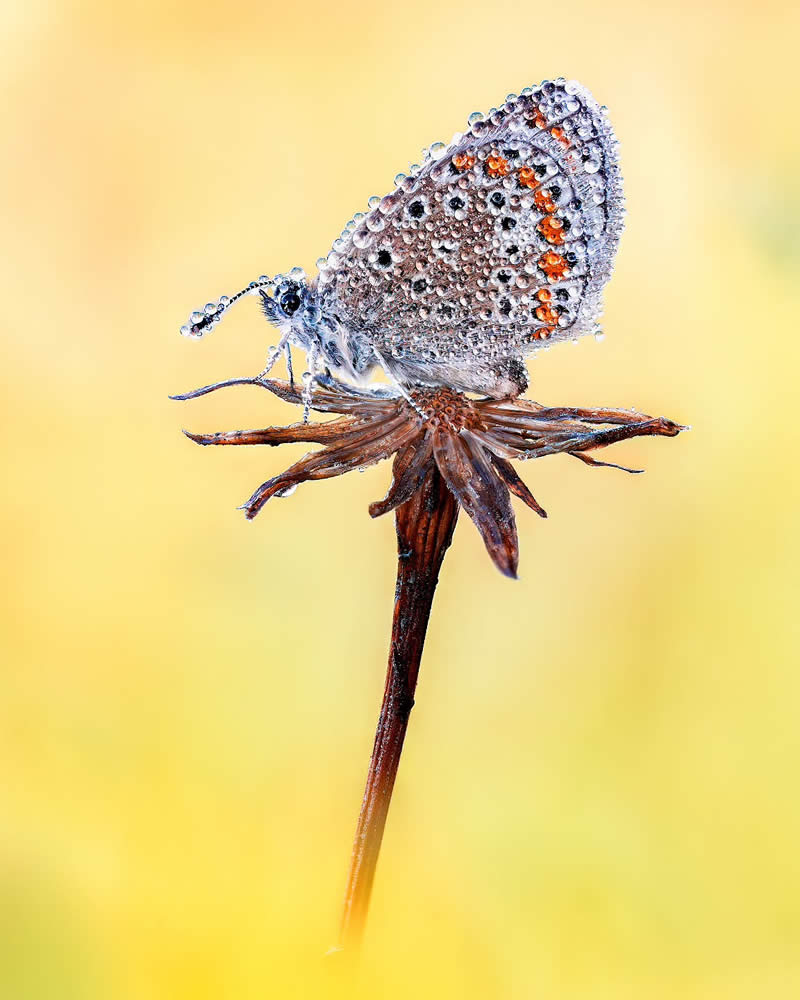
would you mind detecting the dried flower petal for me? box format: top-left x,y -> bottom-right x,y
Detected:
369,434 -> 433,519
432,428 -> 519,577
568,451 -> 642,473
183,417 -> 365,448
489,455 -> 548,518
241,413 -> 418,519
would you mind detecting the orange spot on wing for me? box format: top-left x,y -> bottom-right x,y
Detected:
537,216 -> 565,245
518,166 -> 538,189
486,151 -> 510,178
535,304 -> 560,324
538,251 -> 569,280
452,152 -> 476,172
533,189 -> 557,213
527,106 -> 547,130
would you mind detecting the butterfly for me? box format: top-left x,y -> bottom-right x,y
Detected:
181,78 -> 624,399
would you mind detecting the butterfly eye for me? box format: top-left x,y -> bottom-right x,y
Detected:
280,291 -> 301,316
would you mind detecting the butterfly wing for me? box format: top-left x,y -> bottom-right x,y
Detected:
316,79 -> 624,393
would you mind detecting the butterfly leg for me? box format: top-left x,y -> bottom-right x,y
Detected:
255,331 -> 292,382
301,343 -> 323,423
370,346 -> 431,419
284,342 -> 295,387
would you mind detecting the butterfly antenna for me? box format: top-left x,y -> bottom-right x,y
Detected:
180,276 -> 274,339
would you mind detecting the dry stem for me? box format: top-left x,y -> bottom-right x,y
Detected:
337,465 -> 459,953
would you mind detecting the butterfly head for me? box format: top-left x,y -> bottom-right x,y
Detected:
259,270 -> 319,334
179,266 -> 365,380
180,268 -> 319,342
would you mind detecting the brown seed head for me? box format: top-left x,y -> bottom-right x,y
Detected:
411,387 -> 486,433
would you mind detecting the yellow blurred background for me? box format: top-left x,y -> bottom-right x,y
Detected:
2,1 -> 799,997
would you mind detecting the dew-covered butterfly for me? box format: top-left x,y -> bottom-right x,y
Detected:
181,78 -> 624,399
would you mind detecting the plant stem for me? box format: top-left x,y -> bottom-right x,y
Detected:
337,465 -> 459,953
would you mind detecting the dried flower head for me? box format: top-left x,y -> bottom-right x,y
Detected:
174,374 -> 683,578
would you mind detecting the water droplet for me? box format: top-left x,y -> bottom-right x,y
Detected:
379,192 -> 402,215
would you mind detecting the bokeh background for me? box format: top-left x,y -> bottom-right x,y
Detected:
2,1 -> 799,997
